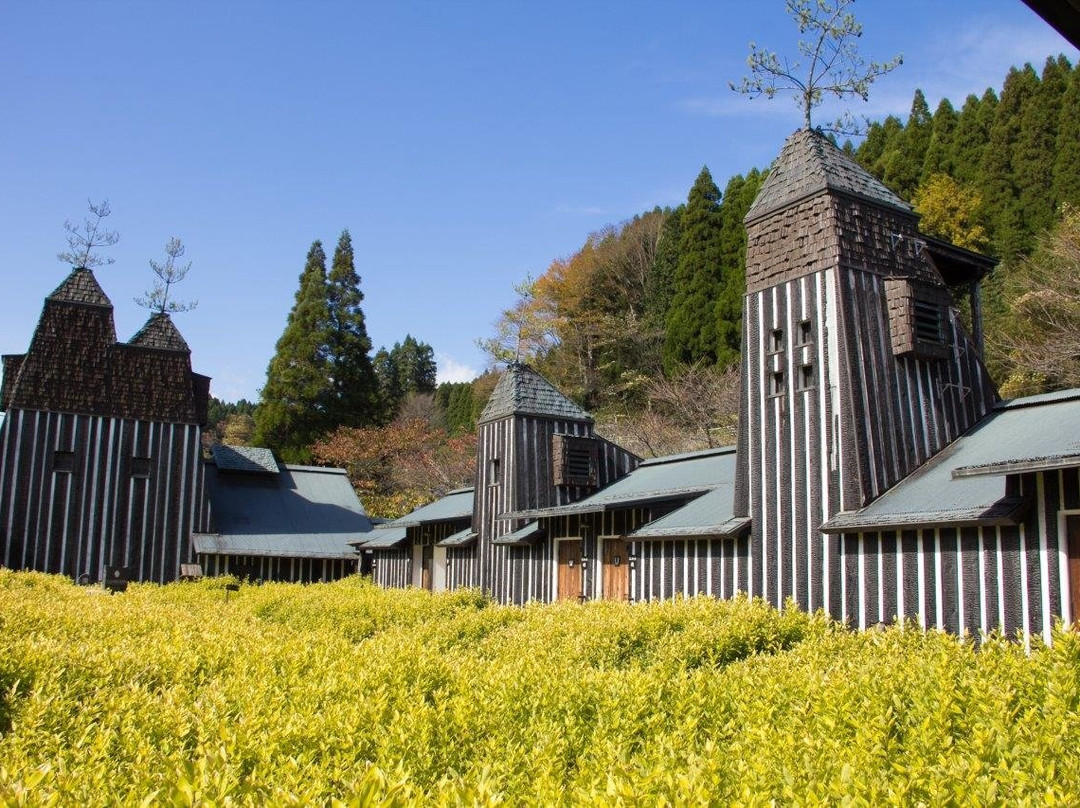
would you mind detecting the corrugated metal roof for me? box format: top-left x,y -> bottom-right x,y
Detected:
821,389 -> 1080,532
192,533 -> 359,559
478,362 -> 592,424
502,446 -> 736,519
358,526 -> 410,548
492,521 -> 544,545
745,128 -> 911,224
437,527 -> 477,547
200,462 -> 373,557
629,485 -> 747,539
211,444 -> 280,475
391,488 -> 474,527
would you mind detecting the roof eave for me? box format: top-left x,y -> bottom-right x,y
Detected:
953,453 -> 1080,479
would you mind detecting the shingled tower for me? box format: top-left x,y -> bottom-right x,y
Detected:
474,362 -> 637,601
0,268 -> 211,583
733,129 -> 997,616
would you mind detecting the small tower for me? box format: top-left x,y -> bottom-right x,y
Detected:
474,362 -> 637,602
733,129 -> 996,615
0,268 -> 210,583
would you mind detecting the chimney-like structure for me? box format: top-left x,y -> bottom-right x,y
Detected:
733,129 -> 996,615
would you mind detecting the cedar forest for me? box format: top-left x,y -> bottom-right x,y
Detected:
207,55 -> 1080,519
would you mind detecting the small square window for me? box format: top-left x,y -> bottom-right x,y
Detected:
797,320 -> 813,345
130,456 -> 151,479
797,364 -> 815,391
769,371 -> 785,396
52,451 -> 75,474
770,329 -> 784,353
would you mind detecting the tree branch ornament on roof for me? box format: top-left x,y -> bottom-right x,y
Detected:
57,198 -> 120,269
135,237 -> 197,315
729,0 -> 902,134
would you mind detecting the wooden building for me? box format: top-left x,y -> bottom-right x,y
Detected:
193,444 -> 371,582
0,268 -> 211,584
368,128 -> 1080,643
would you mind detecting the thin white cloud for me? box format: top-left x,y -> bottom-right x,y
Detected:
436,354 -> 479,384
553,204 -> 607,216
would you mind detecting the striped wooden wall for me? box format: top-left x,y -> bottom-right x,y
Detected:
476,413 -> 637,603
0,408 -> 206,583
200,554 -> 356,583
629,537 -> 752,602
737,265 -> 995,616
840,468 -> 1080,645
372,547 -> 409,588
446,546 -> 479,590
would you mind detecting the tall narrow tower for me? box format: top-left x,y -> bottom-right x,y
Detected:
733,129 -> 996,616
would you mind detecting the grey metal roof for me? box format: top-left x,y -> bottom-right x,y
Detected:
478,362 -> 592,424
492,521 -> 544,545
211,444 -> 280,475
629,486 -> 748,539
199,462 -> 373,557
821,389 -> 1080,533
192,532 -> 360,560
437,527 -> 477,547
745,128 -> 911,224
502,446 -> 737,520
358,525 -> 410,549
128,313 -> 190,352
390,488 -> 474,527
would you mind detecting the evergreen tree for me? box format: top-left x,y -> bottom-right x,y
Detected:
664,167 -> 726,371
981,65 -> 1040,260
253,241 -> 332,462
1054,63 -> 1080,208
645,205 -> 683,333
949,91 -> 995,186
714,169 -> 765,368
921,98 -> 959,182
883,89 -> 932,199
375,335 -> 438,416
856,114 -> 903,179
1011,57 -> 1069,241
325,229 -> 380,428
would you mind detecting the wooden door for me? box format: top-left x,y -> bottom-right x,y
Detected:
557,540 -> 583,602
1068,516 -> 1080,625
603,538 -> 629,602
421,544 -> 434,591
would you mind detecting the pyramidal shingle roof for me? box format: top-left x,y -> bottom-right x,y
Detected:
129,312 -> 190,352
745,128 -> 911,224
478,362 -> 592,424
47,267 -> 112,307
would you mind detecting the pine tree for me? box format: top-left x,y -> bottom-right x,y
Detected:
949,91 -> 995,186
1054,63 -> 1080,208
921,98 -> 959,182
714,169 -> 765,368
375,335 -> 438,417
645,205 -> 684,334
253,241 -> 333,462
664,167 -> 725,371
981,65 -> 1040,260
325,229 -> 380,428
1015,57 -> 1070,237
883,89 -> 932,199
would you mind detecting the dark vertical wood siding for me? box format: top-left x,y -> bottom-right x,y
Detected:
199,554 -> 356,583
371,547 -> 410,589
0,408 -> 206,583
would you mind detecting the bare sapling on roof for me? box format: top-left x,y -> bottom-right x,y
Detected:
57,198 -> 120,269
135,236 -> 198,315
729,0 -> 902,134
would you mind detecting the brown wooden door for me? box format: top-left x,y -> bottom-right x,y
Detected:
603,538 -> 629,602
421,544 -> 434,591
1068,516 -> 1080,625
557,540 -> 583,602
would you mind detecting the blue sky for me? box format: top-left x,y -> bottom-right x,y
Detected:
1,1 -> 1076,403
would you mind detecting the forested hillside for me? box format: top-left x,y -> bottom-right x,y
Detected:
482,54 -> 1080,453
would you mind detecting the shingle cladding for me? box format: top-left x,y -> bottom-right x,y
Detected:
1,269 -> 208,424
478,362 -> 592,424
745,128 -> 911,224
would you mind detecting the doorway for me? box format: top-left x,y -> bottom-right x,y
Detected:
602,538 -> 629,601
1068,515 -> 1080,624
557,540 -> 583,601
